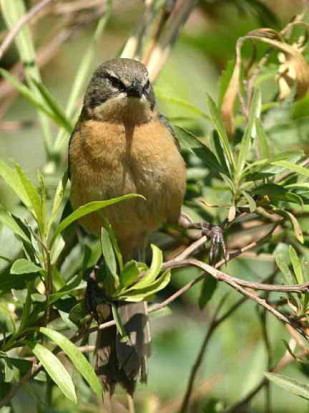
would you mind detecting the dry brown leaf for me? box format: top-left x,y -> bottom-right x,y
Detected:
247,34 -> 309,100
221,38 -> 242,137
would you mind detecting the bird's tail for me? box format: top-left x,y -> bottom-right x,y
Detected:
95,301 -> 151,395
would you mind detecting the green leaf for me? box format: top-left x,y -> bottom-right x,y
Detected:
14,163 -> 44,231
242,190 -> 257,212
218,60 -> 235,107
100,228 -> 117,277
155,88 -> 211,120
120,261 -> 148,289
0,207 -> 30,243
31,80 -> 73,133
0,162 -> 44,230
0,161 -> 32,209
199,277 -> 218,310
265,373 -> 309,400
111,304 -> 129,342
53,0 -> 112,153
100,227 -> 119,294
0,0 -> 52,152
206,95 -> 235,174
39,328 -> 102,398
119,270 -> 171,302
236,89 -> 261,182
289,246 -> 303,285
271,161 -> 309,179
173,126 -> 223,174
31,343 -> 77,402
212,131 -> 232,177
128,245 -> 162,290
47,172 -> 68,237
255,118 -> 271,159
50,273 -> 82,304
10,259 -> 42,275
16,286 -> 32,335
275,254 -> 294,285
0,69 -> 54,119
50,194 -> 144,246
69,301 -> 89,326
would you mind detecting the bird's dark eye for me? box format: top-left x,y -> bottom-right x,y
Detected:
143,79 -> 151,94
107,75 -> 124,89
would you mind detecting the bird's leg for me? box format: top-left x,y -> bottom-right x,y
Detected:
179,212 -> 227,264
85,265 -> 111,323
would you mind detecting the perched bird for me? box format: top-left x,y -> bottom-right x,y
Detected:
68,58 -> 187,394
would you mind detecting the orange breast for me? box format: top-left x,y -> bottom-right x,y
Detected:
69,118 -> 186,258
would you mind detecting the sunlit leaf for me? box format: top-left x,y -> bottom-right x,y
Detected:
31,343 -> 77,402
119,270 -> 171,302
39,328 -> 102,398
50,194 -> 144,246
236,88 -> 261,182
100,227 -> 119,293
0,207 -> 30,243
128,245 -> 162,290
207,95 -> 235,174
265,373 -> 309,400
10,259 -> 42,275
271,160 -> 309,179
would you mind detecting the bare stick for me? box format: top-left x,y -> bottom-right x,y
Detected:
180,296 -> 247,412
0,0 -> 55,60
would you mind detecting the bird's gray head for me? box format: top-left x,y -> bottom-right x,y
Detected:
83,58 -> 156,123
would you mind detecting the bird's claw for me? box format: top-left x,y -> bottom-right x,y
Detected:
200,222 -> 227,264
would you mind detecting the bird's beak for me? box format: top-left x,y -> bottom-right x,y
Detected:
126,81 -> 143,98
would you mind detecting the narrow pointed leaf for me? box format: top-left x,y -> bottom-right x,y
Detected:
111,304 -> 129,342
275,254 -> 294,285
50,194 -> 144,246
265,373 -> 309,400
120,270 -> 171,301
54,0 -> 112,152
255,118 -> 271,159
236,89 -> 261,181
100,227 -> 119,292
39,328 -> 102,398
271,161 -> 309,178
289,246 -> 303,284
0,207 -> 30,243
31,343 -> 77,403
206,95 -> 235,173
31,80 -> 73,133
129,245 -> 162,290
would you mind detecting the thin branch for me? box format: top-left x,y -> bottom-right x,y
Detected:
165,258 -> 309,294
183,258 -> 308,340
0,0 -> 55,61
1,224 -> 306,406
180,295 -> 246,412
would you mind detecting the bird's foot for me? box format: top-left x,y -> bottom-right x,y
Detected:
199,222 -> 226,264
179,212 -> 227,264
